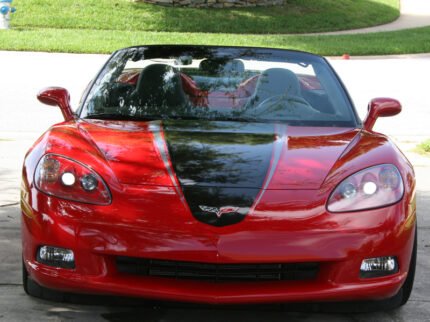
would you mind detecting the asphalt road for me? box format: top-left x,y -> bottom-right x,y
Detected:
0,51 -> 429,321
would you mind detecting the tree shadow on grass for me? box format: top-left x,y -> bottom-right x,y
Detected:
129,0 -> 399,34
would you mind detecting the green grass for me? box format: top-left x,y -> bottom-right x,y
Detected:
416,139 -> 430,155
12,0 -> 399,34
1,26 -> 430,56
2,0 -> 423,56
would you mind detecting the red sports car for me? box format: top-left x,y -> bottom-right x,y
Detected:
21,45 -> 416,310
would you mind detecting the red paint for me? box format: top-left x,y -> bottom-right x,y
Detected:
75,120 -> 360,189
267,127 -> 360,189
37,87 -> 74,121
363,98 -> 402,131
21,113 -> 416,303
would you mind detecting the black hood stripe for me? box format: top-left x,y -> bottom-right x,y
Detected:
152,120 -> 278,227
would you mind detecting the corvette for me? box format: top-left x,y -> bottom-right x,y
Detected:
21,45 -> 416,309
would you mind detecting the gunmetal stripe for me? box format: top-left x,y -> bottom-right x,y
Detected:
149,121 -> 186,203
252,124 -> 287,207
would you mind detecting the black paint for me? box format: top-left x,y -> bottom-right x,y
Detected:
164,120 -> 275,227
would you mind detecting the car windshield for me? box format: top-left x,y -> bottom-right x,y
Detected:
80,46 -> 358,127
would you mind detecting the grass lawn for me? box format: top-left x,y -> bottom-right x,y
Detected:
416,139 -> 430,155
1,26 -> 430,56
12,0 -> 399,34
2,0 -> 427,56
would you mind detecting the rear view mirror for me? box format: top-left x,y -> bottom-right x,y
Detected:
363,98 -> 401,131
37,87 -> 74,121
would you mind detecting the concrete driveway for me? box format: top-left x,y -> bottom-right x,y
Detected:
313,0 -> 430,35
0,51 -> 429,321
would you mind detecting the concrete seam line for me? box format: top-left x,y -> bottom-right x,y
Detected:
0,202 -> 19,208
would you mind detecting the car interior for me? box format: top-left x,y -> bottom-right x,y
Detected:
95,57 -> 340,121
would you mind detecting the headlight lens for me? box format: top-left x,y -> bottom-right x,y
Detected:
35,154 -> 111,205
327,164 -> 403,212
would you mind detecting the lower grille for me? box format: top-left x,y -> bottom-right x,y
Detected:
116,257 -> 319,282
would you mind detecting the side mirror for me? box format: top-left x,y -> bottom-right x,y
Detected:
363,98 -> 401,131
37,87 -> 75,121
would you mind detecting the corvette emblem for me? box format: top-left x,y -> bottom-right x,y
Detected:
199,205 -> 240,218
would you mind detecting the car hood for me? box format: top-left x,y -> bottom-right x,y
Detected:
78,119 -> 358,190
77,119 -> 359,226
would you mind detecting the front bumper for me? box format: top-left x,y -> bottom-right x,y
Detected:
21,188 -> 416,304
27,261 -> 407,304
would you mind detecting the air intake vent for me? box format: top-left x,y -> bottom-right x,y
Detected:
116,257 -> 319,282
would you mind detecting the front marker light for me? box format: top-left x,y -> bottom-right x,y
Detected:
39,157 -> 60,182
327,164 -> 404,212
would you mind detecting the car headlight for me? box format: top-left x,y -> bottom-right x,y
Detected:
35,154 -> 111,205
327,164 -> 404,212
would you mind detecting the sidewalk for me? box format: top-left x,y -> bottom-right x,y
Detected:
310,0 -> 430,35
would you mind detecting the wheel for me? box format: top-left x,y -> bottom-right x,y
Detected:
399,224 -> 417,306
357,224 -> 417,312
21,259 -> 124,305
362,224 -> 417,311
22,259 -> 67,302
22,259 -> 29,295
291,225 -> 418,313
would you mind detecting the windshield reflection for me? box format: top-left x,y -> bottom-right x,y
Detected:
80,45 -> 357,127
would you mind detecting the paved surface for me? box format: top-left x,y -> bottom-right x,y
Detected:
0,51 -> 430,320
312,0 -> 430,35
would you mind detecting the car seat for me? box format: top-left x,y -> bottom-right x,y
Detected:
199,59 -> 245,77
246,68 -> 302,109
132,64 -> 188,112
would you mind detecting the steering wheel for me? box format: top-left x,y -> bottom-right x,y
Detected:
245,94 -> 320,118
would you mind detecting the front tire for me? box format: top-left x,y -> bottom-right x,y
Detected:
398,225 -> 417,306
22,259 -> 67,302
290,225 -> 418,313
365,224 -> 417,311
